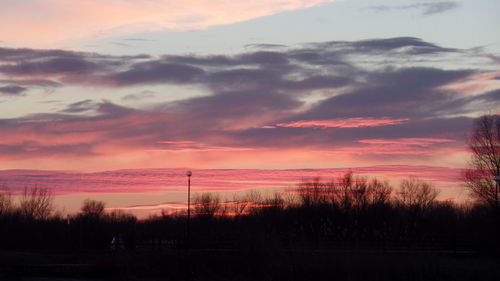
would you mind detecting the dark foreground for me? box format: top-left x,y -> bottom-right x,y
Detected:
1,248 -> 500,281
3,174 -> 500,280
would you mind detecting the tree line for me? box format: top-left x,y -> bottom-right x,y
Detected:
0,172 -> 497,253
0,114 -> 498,253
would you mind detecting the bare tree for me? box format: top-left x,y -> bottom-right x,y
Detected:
231,194 -> 249,217
331,171 -> 356,209
366,179 -> 393,206
19,186 -> 54,220
265,192 -> 285,210
398,177 -> 439,209
0,188 -> 13,216
194,193 -> 221,218
80,199 -> 106,219
297,177 -> 328,207
465,114 -> 500,208
328,172 -> 369,209
244,189 -> 263,215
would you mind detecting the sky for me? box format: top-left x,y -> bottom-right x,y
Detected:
0,0 -> 499,217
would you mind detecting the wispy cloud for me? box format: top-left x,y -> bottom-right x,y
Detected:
0,0 -> 339,46
358,138 -> 455,146
106,202 -> 186,211
0,85 -> 27,95
270,118 -> 409,129
0,166 -> 465,195
368,1 -> 460,16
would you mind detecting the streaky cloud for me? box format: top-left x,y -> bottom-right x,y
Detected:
368,1 -> 460,16
272,118 -> 409,129
0,85 -> 27,95
0,165 -> 465,195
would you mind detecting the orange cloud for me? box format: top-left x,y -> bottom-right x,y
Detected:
0,0 -> 338,47
271,117 -> 409,128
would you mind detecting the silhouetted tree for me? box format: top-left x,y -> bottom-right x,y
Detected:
194,193 -> 221,218
0,188 -> 13,215
397,177 -> 439,209
464,114 -> 500,208
366,179 -> 393,206
19,186 -> 54,220
298,177 -> 328,207
80,199 -> 106,219
230,193 -> 250,217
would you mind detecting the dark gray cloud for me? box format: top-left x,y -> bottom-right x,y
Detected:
369,1 -> 460,16
0,47 -> 86,62
162,55 -> 235,66
60,99 -> 100,113
0,37 -> 461,92
312,37 -> 458,55
292,67 -> 473,120
472,89 -> 500,103
238,51 -> 289,65
487,55 -> 500,64
168,90 -> 301,123
108,62 -> 204,86
0,37 -> 498,161
244,43 -> 288,49
1,57 -> 100,75
419,1 -> 460,15
0,85 -> 27,95
0,79 -> 62,88
163,51 -> 289,67
0,47 -> 149,62
111,41 -> 134,47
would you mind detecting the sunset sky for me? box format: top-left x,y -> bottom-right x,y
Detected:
1,0 -> 499,216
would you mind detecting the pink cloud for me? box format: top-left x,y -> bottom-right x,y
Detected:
440,72 -> 500,95
106,202 -> 187,211
358,138 -> 455,146
0,0 -> 338,47
0,165 -> 465,196
272,117 -> 409,129
153,141 -> 254,152
311,138 -> 460,159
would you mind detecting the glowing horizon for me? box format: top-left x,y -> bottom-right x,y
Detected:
2,165 -> 468,218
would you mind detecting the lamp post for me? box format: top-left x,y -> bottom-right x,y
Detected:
495,175 -> 500,209
186,170 -> 192,249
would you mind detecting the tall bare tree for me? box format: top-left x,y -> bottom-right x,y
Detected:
194,193 -> 221,218
465,114 -> 500,208
398,177 -> 439,209
80,199 -> 106,219
19,186 -> 54,220
0,188 -> 13,216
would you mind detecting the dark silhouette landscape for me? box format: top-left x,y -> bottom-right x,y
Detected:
1,179 -> 500,281
1,114 -> 500,280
